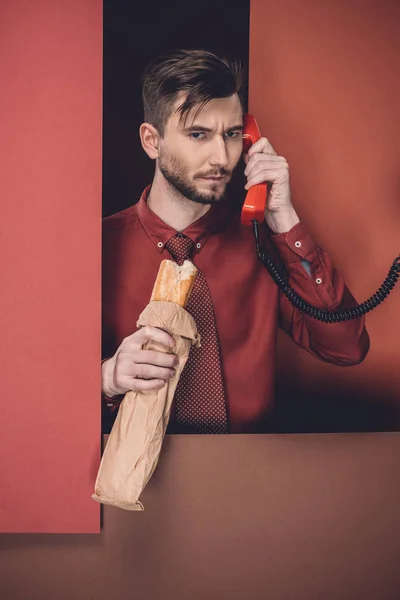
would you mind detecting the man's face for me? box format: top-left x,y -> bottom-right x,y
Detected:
157,93 -> 244,205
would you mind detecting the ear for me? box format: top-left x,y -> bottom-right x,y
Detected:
139,122 -> 161,159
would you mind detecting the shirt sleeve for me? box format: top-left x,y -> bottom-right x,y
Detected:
269,220 -> 370,366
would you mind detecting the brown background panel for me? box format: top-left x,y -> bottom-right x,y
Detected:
0,0 -> 102,532
1,434 -> 399,599
249,0 -> 400,432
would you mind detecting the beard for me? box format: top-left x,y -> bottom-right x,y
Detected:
158,149 -> 233,206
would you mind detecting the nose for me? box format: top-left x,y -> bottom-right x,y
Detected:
209,136 -> 229,168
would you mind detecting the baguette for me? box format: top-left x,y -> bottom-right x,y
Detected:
150,259 -> 197,308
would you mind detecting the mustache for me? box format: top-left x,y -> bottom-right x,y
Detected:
195,168 -> 231,178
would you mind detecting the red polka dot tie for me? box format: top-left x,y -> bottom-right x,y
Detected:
165,234 -> 228,434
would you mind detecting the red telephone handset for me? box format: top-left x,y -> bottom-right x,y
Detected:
240,113 -> 268,227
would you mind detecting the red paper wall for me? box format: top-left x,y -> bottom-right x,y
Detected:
249,0 -> 400,423
0,0 -> 102,532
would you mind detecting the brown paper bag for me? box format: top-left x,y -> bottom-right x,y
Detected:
92,300 -> 200,511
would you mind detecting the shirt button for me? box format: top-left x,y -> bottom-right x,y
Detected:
316,277 -> 322,284
157,242 -> 163,248
196,243 -> 201,249
295,241 -> 302,248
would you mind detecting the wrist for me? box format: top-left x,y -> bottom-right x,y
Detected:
266,206 -> 300,234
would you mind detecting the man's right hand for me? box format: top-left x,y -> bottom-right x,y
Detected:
101,326 -> 178,398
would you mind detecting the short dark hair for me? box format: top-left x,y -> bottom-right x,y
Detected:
141,49 -> 247,136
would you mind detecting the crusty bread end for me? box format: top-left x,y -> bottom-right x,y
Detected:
150,259 -> 197,307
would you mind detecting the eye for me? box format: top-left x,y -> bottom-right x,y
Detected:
190,132 -> 206,140
225,131 -> 241,139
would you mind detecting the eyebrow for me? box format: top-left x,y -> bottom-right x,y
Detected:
183,124 -> 244,133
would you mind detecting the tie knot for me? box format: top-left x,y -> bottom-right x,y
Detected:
165,234 -> 195,264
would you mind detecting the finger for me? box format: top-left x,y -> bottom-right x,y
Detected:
245,169 -> 288,189
248,137 -> 277,157
115,353 -> 177,378
134,350 -> 179,368
245,165 -> 288,188
244,154 -> 287,177
137,325 -> 176,349
133,363 -> 176,380
245,152 -> 286,168
245,159 -> 288,180
127,378 -> 167,392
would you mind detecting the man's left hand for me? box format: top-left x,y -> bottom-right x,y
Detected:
244,137 -> 300,234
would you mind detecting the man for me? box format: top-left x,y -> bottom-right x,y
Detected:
101,49 -> 370,435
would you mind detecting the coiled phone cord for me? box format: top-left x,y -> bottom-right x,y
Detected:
253,220 -> 400,323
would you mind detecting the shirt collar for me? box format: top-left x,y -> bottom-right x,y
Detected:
137,184 -> 232,254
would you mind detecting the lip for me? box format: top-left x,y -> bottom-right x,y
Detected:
202,176 -> 225,181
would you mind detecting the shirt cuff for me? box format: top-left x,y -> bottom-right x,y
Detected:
270,220 -> 317,264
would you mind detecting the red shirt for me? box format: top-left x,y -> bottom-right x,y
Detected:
102,186 -> 369,433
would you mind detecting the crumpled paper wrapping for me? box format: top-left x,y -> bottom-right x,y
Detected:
92,300 -> 200,511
